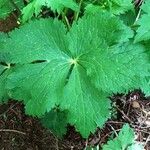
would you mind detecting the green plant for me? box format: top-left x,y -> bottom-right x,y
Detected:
0,0 -> 24,19
102,124 -> 144,150
0,0 -> 150,143
85,124 -> 144,150
86,124 -> 144,150
21,0 -> 79,23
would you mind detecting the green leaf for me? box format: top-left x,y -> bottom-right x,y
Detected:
41,109 -> 68,138
68,13 -> 148,93
102,124 -> 135,150
21,2 -> 35,24
138,41 -> 150,96
127,142 -> 144,150
134,0 -> 150,42
0,0 -> 24,19
106,0 -> 134,15
4,19 -> 69,63
0,33 -> 12,102
134,14 -> 150,43
0,69 -> 11,103
62,65 -> 110,137
80,43 -> 150,93
140,76 -> 150,96
85,4 -> 106,15
9,60 -> 70,115
0,33 -> 7,49
4,15 -> 110,137
7,56 -> 110,138
72,12 -> 133,48
3,12 -> 149,137
84,0 -> 134,15
141,0 -> 150,14
119,10 -> 136,27
22,0 -> 79,23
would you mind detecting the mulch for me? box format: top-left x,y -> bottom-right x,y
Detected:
0,90 -> 149,150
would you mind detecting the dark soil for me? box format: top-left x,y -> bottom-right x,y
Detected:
0,12 -> 19,32
0,91 -> 150,150
0,101 -> 85,150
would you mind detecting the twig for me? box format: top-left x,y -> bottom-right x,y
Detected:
106,121 -> 125,124
0,129 -> 26,135
56,138 -> 59,150
108,124 -> 118,136
126,103 -> 131,116
0,102 -> 18,117
115,106 -> 133,123
135,128 -> 150,135
134,8 -> 141,23
144,135 -> 150,147
100,129 -> 121,144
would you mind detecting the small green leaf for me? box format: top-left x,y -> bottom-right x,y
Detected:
85,4 -> 105,15
134,14 -> 150,43
41,109 -> 68,138
84,0 -> 134,15
119,10 -> 136,26
102,124 -> 134,150
134,0 -> 150,42
106,0 -> 134,15
22,0 -> 79,23
127,142 -> 144,150
0,0 -> 24,19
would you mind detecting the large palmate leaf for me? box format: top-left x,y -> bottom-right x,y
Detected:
2,12 -> 149,137
22,0 -> 79,23
0,0 -> 24,19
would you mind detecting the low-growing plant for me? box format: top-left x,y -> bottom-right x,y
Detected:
0,0 -> 24,19
86,124 -> 144,150
0,0 -> 150,148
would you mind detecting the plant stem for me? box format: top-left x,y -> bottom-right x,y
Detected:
62,9 -> 71,30
74,0 -> 83,21
134,8 -> 141,23
64,16 -> 71,29
0,129 -> 26,135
